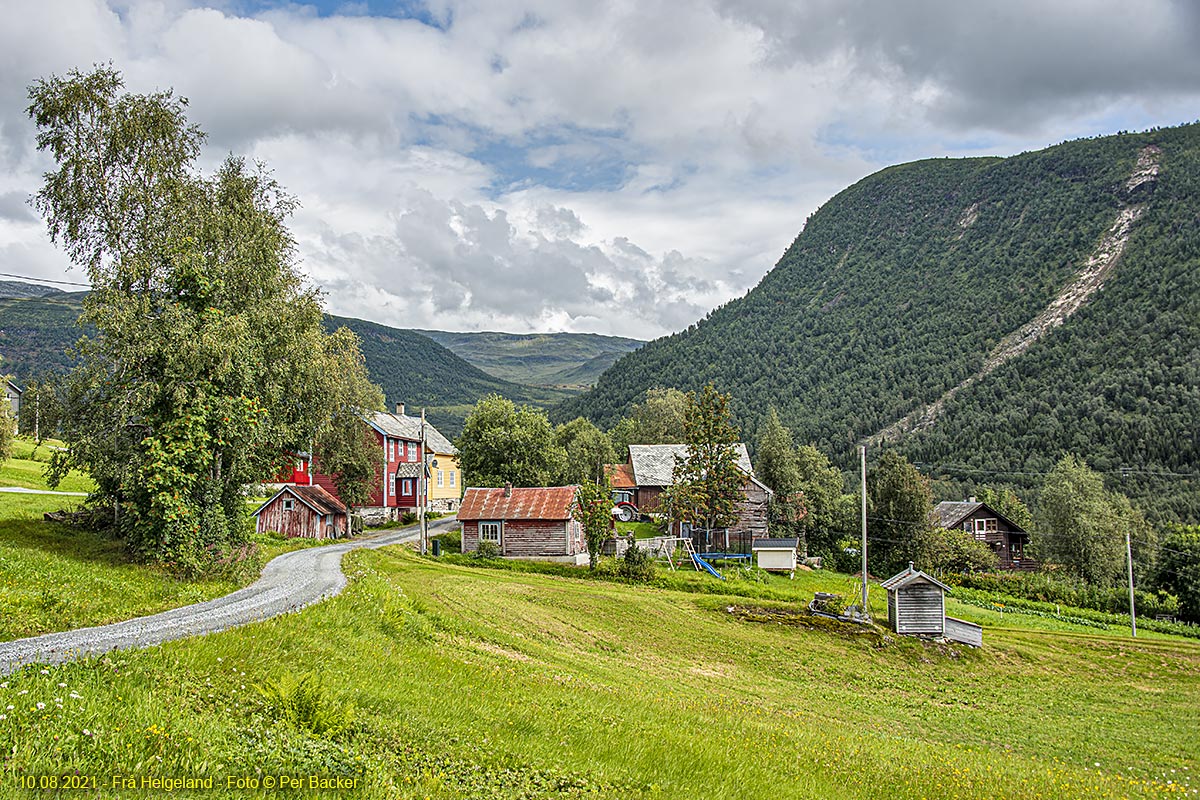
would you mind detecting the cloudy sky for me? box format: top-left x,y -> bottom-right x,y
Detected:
1,0 -> 1198,339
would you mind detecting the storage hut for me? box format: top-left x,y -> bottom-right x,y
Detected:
752,538 -> 799,577
459,484 -> 587,564
881,562 -> 952,637
253,485 -> 349,540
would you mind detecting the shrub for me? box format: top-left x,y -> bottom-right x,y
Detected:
619,542 -> 655,581
399,511 -> 418,526
473,540 -> 500,559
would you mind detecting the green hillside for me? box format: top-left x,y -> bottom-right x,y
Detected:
558,124 -> 1200,521
416,329 -> 642,387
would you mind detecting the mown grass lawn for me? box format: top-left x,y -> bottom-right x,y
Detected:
3,545 -> 1196,799
1,437 -> 95,494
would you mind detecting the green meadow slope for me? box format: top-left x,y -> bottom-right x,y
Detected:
2,545 -> 1196,799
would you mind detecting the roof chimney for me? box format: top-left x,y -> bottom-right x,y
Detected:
395,402 -> 405,416
968,496 -> 977,503
504,482 -> 512,497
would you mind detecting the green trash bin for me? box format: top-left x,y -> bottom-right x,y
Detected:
431,539 -> 442,557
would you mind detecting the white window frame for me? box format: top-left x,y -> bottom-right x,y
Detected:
387,471 -> 393,497
283,499 -> 294,511
973,518 -> 998,540
449,471 -> 456,487
437,469 -> 444,488
401,479 -> 413,496
480,521 -> 501,544
407,441 -> 418,460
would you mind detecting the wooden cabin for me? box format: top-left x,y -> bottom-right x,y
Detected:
933,500 -> 1037,571
253,485 -> 349,540
459,484 -> 587,563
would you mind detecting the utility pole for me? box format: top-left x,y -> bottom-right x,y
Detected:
860,444 -> 869,619
1126,528 -> 1137,637
419,408 -> 428,555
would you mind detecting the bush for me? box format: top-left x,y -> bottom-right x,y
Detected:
619,542 -> 655,581
473,540 -> 500,559
399,511 -> 418,526
943,570 -> 1180,618
434,528 -> 462,554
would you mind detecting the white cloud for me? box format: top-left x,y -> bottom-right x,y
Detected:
1,0 -> 1198,338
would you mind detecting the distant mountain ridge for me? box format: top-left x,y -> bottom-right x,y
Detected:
415,330 -> 642,388
559,124 -> 1200,522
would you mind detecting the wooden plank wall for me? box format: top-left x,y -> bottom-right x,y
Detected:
896,583 -> 945,635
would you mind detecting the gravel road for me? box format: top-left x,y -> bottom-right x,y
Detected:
0,517 -> 457,675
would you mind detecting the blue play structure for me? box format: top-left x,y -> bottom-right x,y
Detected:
691,553 -> 725,580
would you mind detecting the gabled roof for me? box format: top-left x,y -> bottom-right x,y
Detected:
627,443 -> 754,486
253,484 -> 347,518
933,500 -> 1026,534
364,411 -> 457,455
604,463 -> 637,489
458,486 -> 577,521
5,379 -> 21,395
880,562 -> 952,593
752,538 -> 800,551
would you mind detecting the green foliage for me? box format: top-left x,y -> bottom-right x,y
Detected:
1152,524 -> 1200,622
608,387 -> 689,460
1035,455 -> 1154,586
754,407 -> 807,548
554,416 -> 617,485
944,570 -> 1181,619
416,329 -> 642,387
926,526 -> 999,573
472,540 -> 500,559
574,478 -> 614,569
661,384 -> 743,532
619,541 -> 656,581
256,673 -> 355,739
560,126 -> 1200,522
976,486 -> 1034,532
794,444 -> 852,556
456,394 -> 566,487
27,67 -> 382,572
867,451 -> 938,576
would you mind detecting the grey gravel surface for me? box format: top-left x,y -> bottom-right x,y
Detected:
0,517 -> 456,675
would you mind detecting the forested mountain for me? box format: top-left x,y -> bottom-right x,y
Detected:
416,330 -> 642,387
557,124 -> 1200,521
0,293 -> 570,437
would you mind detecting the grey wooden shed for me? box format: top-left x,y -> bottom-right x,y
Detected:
881,562 -> 952,637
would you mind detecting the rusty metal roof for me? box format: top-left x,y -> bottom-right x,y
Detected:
604,463 -> 637,489
458,486 -> 578,521
253,484 -> 347,518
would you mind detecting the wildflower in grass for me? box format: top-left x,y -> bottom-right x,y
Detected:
69,692 -> 81,699
40,669 -> 49,675
36,702 -> 45,710
57,682 -> 66,688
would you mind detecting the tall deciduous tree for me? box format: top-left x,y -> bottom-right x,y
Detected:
1035,455 -> 1154,587
554,417 -> 617,486
794,444 -> 850,558
754,407 -> 807,550
867,450 -> 938,576
1153,525 -> 1200,623
609,387 -> 688,460
29,67 -> 382,570
663,384 -> 742,533
456,394 -> 565,488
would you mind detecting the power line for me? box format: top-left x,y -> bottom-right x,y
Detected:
0,271 -> 90,288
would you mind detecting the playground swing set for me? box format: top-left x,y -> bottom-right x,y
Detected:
654,532 -> 753,581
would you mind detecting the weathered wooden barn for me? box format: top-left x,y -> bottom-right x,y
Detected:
604,443 -> 771,554
253,485 -> 349,540
459,485 -> 587,563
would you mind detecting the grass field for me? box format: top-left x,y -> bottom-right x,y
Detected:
2,545 -> 1196,799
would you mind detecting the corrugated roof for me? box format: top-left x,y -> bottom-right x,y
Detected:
628,443 -> 753,486
458,486 -> 577,521
253,484 -> 347,518
752,538 -> 799,550
604,463 -> 637,489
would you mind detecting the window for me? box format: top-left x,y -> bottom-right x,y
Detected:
449,471 -> 456,487
407,442 -> 418,460
973,518 -> 998,540
283,499 -> 294,511
480,521 -> 501,543
389,439 -> 395,461
401,479 -> 413,496
387,472 -> 393,497
437,469 -> 444,487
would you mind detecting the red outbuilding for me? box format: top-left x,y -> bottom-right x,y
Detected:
253,484 -> 349,540
459,484 -> 586,563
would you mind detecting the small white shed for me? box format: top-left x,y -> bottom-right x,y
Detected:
752,537 -> 799,577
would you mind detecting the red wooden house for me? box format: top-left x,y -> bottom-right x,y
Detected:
282,404 -> 451,519
459,484 -> 587,563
